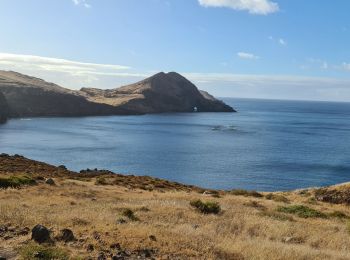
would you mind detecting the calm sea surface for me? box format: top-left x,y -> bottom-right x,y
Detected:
1,98 -> 350,191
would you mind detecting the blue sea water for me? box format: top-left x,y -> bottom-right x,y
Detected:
1,98 -> 350,191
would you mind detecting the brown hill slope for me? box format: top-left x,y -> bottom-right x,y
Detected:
0,70 -> 235,119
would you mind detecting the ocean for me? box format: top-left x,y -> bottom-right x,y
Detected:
1,98 -> 350,191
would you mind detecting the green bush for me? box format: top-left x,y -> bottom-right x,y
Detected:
230,189 -> 263,198
0,175 -> 37,189
19,243 -> 69,260
277,205 -> 327,219
121,208 -> 139,221
190,200 -> 221,214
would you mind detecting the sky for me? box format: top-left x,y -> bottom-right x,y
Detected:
1,0 -> 350,101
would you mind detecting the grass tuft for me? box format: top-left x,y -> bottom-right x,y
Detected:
190,200 -> 221,214
19,242 -> 69,260
0,175 -> 37,189
230,189 -> 263,198
121,208 -> 139,221
277,205 -> 327,219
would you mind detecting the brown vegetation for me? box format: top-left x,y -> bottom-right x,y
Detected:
1,155 -> 350,259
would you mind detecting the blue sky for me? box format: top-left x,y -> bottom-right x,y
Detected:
1,0 -> 350,101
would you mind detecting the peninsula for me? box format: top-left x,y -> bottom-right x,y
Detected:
0,70 -> 235,123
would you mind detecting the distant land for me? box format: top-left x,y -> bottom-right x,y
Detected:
0,70 -> 235,123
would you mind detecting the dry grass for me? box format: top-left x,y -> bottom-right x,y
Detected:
1,177 -> 350,259
2,155 -> 350,259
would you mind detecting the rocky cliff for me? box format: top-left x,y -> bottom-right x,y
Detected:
0,70 -> 235,119
0,91 -> 9,123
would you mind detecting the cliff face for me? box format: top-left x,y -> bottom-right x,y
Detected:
0,70 -> 235,119
0,91 -> 9,123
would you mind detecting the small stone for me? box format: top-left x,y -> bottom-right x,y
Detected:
31,225 -> 50,244
149,235 -> 157,241
86,244 -> 94,252
56,229 -> 75,242
45,178 -> 55,185
97,252 -> 106,260
110,243 -> 121,250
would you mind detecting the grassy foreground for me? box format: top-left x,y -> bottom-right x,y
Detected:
1,154 -> 350,259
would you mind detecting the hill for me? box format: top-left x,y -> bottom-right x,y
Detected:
0,71 -> 235,120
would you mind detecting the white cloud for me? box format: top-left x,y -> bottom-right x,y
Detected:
342,62 -> 350,71
237,52 -> 259,60
0,53 -> 130,76
198,0 -> 279,15
279,38 -> 287,45
72,0 -> 91,8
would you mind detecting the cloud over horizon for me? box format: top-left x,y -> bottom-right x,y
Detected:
1,52 -> 350,102
198,0 -> 279,15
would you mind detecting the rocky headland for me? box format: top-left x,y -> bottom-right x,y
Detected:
0,70 -> 235,123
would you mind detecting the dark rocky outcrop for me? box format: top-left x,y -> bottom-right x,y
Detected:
0,91 -> 9,124
31,224 -> 51,244
0,70 -> 235,119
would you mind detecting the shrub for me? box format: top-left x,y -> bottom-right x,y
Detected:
0,175 -> 37,189
277,205 -> 327,219
95,176 -> 108,185
19,243 -> 69,260
265,193 -> 289,203
230,189 -> 263,198
121,208 -> 139,221
328,211 -> 349,219
190,200 -> 221,214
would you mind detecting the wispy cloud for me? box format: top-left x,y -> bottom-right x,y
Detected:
0,53 -> 130,76
198,0 -> 279,15
269,36 -> 287,46
237,52 -> 259,60
279,38 -> 287,46
72,0 -> 91,8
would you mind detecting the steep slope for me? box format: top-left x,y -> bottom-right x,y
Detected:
0,91 -> 9,123
0,70 -> 235,119
81,72 -> 235,113
0,71 -> 130,117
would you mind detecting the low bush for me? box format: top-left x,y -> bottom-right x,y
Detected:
190,200 -> 221,214
121,208 -> 139,221
19,243 -> 69,260
95,176 -> 108,185
265,193 -> 289,203
0,175 -> 37,189
277,205 -> 327,219
230,189 -> 263,198
328,211 -> 349,219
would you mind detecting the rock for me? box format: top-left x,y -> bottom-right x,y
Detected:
110,243 -> 121,250
56,228 -> 75,242
97,252 -> 106,260
31,224 -> 51,244
58,165 -> 67,170
45,178 -> 55,185
86,244 -> 94,252
0,70 -> 235,120
149,235 -> 157,241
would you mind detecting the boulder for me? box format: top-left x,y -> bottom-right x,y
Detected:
56,228 -> 75,242
31,224 -> 50,244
